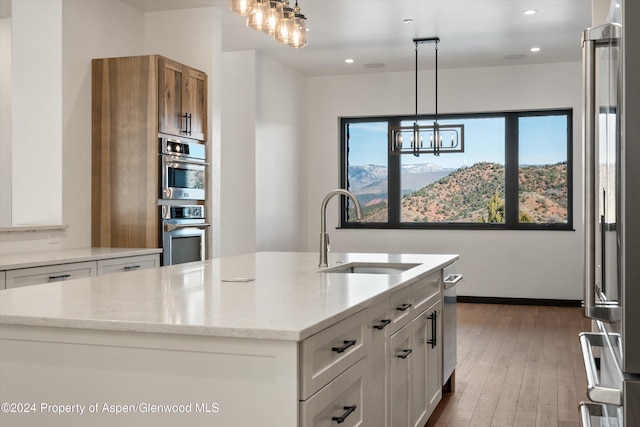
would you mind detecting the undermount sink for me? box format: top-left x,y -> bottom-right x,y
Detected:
321,262 -> 419,275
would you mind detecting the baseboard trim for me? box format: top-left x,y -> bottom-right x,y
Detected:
457,296 -> 582,307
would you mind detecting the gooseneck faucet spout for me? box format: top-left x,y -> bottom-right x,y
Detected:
319,189 -> 365,267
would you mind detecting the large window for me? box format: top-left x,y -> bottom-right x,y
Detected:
340,110 -> 573,230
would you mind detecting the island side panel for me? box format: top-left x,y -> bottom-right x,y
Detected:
0,325 -> 298,427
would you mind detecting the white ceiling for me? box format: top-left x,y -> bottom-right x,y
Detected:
3,0 -> 598,76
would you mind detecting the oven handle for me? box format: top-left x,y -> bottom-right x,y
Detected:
165,223 -> 211,232
161,156 -> 210,167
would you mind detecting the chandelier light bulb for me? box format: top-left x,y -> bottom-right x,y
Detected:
230,0 -> 257,16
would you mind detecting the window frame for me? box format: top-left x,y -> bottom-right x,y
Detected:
339,108 -> 574,231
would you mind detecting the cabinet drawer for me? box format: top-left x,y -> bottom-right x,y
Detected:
412,272 -> 441,315
300,357 -> 366,427
388,285 -> 413,335
5,262 -> 96,289
97,254 -> 159,275
300,309 -> 367,400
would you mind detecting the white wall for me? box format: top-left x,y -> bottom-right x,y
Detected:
219,51 -> 308,257
306,62 -> 584,300
11,0 -> 63,227
0,17 -> 11,228
220,50 -> 257,257
255,52 -> 308,253
0,0 -> 145,254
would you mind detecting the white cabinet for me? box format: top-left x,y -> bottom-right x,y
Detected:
299,309 -> 367,399
5,261 -> 96,289
389,321 -> 411,427
300,357 -> 366,427
388,311 -> 430,427
387,271 -> 443,427
97,254 -> 159,275
1,252 -> 161,290
366,299 -> 391,426
426,299 -> 443,416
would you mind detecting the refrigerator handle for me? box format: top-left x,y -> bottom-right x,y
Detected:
582,23 -> 622,323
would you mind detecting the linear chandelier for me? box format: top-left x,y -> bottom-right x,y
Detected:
230,0 -> 307,48
389,37 -> 464,156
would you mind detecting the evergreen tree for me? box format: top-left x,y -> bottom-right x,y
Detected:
486,191 -> 505,223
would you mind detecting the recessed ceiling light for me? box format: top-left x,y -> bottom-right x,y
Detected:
345,58 -> 355,64
403,19 -> 413,24
523,9 -> 537,15
530,47 -> 541,52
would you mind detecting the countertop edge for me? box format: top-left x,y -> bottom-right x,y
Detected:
0,248 -> 163,271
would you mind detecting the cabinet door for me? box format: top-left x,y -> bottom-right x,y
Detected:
300,358 -> 366,427
299,309 -> 367,399
184,67 -> 207,141
410,312 -> 429,427
389,324 -> 411,427
158,57 -> 185,137
0,271 -> 5,289
366,299 -> 390,427
426,300 -> 443,417
5,262 -> 96,289
97,254 -> 160,275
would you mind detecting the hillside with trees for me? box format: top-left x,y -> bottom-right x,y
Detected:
350,162 -> 568,224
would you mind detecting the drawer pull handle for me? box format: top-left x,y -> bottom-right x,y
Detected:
397,349 -> 413,359
124,265 -> 141,270
428,311 -> 438,348
396,303 -> 412,311
48,274 -> 71,280
332,405 -> 356,424
373,319 -> 391,330
331,340 -> 356,354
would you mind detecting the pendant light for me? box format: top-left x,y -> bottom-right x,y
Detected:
230,0 -> 257,16
289,0 -> 307,48
389,38 -> 464,156
275,1 -> 295,44
262,0 -> 283,36
235,0 -> 307,48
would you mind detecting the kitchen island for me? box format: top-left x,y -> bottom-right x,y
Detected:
0,251 -> 458,427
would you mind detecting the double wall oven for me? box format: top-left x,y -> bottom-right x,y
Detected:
159,137 -> 209,266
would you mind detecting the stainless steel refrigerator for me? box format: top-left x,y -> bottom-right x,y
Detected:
579,1 -> 640,426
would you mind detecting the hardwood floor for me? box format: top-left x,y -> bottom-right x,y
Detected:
427,303 -> 591,427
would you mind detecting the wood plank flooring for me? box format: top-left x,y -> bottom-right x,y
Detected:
427,303 -> 591,427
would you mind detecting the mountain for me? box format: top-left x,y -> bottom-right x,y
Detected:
402,162 -> 506,222
348,163 -> 453,195
354,162 -> 568,224
347,165 -> 387,190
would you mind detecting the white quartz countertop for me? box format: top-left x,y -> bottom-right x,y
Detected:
0,247 -> 163,270
0,252 -> 457,341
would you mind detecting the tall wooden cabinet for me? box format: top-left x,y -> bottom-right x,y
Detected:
92,55 -> 207,248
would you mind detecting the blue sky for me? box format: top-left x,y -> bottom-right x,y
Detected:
348,115 -> 568,169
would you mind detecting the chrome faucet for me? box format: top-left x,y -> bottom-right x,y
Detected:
319,189 -> 365,267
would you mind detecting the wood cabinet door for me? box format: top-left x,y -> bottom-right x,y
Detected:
158,57 -> 185,137
184,67 -> 207,141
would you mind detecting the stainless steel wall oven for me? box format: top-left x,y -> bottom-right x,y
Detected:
160,137 -> 208,201
161,205 -> 209,266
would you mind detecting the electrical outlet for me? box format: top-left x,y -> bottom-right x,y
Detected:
48,235 -> 60,245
